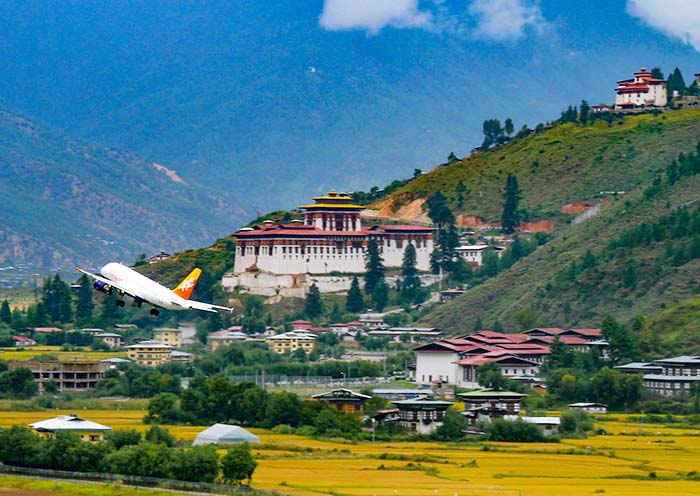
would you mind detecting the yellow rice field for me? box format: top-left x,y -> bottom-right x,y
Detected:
0,346 -> 126,361
1,411 -> 699,495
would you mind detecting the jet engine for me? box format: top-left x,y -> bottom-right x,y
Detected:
93,280 -> 112,294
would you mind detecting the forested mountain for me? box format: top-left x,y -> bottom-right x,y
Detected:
420,142 -> 700,338
3,2 -> 697,213
0,104 -> 248,274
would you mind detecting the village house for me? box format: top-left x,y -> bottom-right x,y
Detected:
455,244 -> 505,266
13,335 -> 36,347
367,327 -> 442,343
148,250 -> 172,263
615,67 -> 667,109
95,332 -> 122,348
266,330 -> 316,354
460,390 -> 526,425
222,191 -> 435,297
207,329 -> 249,351
311,388 -> 371,414
10,359 -> 109,393
568,402 -> 608,414
153,327 -> 182,348
621,356 -> 700,397
126,341 -> 174,366
520,416 -> 560,436
29,414 -> 111,442
392,398 -> 452,434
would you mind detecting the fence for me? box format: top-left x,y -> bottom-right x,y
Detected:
228,374 -> 389,388
0,463 -> 265,495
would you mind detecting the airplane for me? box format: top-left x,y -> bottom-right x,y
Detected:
77,262 -> 234,316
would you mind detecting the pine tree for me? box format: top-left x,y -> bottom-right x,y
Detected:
456,181 -> 467,209
447,152 -> 459,165
371,280 -> 389,312
579,100 -> 590,125
400,243 -> 422,304
651,67 -> 664,80
667,67 -> 687,98
75,274 -> 93,323
426,191 -> 454,228
346,276 -> 365,313
304,283 -> 324,319
364,239 -> 385,295
0,300 -> 11,325
501,173 -> 521,234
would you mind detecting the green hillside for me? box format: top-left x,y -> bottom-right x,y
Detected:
420,147 -> 700,340
376,109 -> 700,225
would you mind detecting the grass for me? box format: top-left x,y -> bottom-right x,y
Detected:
3,410 -> 700,495
376,109 -> 700,226
419,168 -> 700,337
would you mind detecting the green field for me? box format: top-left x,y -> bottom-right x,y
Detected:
2,410 -> 700,495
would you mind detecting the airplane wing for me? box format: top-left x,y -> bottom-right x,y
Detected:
76,267 -> 149,302
186,300 -> 235,314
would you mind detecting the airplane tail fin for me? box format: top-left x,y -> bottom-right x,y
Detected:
172,268 -> 202,300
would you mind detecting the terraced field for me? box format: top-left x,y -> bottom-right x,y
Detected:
1,411 -> 700,495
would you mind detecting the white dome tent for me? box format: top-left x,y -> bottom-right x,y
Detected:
192,423 -> 261,446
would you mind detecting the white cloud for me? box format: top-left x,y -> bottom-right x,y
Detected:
319,0 -> 433,36
626,0 -> 700,50
469,0 -> 547,41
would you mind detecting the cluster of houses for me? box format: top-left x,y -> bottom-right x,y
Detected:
616,355 -> 700,397
414,327 -> 607,389
206,318 -> 443,355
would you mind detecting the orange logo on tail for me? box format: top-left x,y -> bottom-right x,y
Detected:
172,268 -> 202,300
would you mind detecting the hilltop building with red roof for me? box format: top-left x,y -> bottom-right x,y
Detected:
615,68 -> 667,109
222,191 -> 435,296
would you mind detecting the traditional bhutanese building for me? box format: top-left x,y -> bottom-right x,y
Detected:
223,191 -> 435,296
615,68 -> 667,109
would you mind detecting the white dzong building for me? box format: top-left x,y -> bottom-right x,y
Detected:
222,191 -> 435,297
615,68 -> 667,109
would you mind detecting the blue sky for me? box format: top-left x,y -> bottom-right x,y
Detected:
1,0 -> 699,210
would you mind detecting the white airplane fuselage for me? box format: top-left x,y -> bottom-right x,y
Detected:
100,262 -> 194,311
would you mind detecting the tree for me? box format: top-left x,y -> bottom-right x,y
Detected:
0,425 -> 41,467
513,308 -> 540,331
106,429 -> 142,450
601,316 -> 638,364
43,274 -> 72,323
0,300 -> 10,325
304,283 -> 324,319
456,180 -> 467,209
651,67 -> 664,80
501,173 -> 521,234
168,445 -> 220,483
372,280 -> 389,312
447,152 -> 459,165
146,392 -> 180,423
667,67 -> 687,97
426,191 -> 454,228
264,391 -> 302,427
346,276 -> 364,313
144,425 -> 177,447
504,117 -> 514,136
0,367 -> 38,398
105,442 -> 173,478
400,244 -> 422,305
477,362 -> 508,391
221,443 -> 257,486
364,239 -> 385,295
579,100 -> 590,125
74,274 -> 94,324
434,408 -> 465,441
482,118 -> 504,149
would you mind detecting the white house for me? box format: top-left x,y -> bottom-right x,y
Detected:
615,67 -> 667,109
222,191 -> 434,296
455,245 -> 504,266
